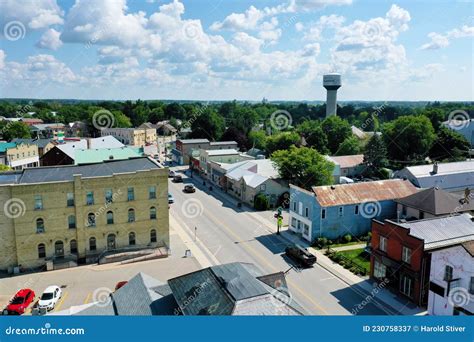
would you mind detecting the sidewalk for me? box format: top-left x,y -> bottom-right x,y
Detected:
332,243 -> 367,252
255,217 -> 424,316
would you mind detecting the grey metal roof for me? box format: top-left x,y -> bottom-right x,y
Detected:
178,139 -> 209,144
398,214 -> 474,250
209,141 -> 237,145
73,301 -> 115,316
12,138 -> 52,149
0,157 -> 160,185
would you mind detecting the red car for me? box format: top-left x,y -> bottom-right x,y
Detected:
4,289 -> 35,315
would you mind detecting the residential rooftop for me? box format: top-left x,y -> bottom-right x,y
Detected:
74,147 -> 143,165
12,138 -> 53,149
205,149 -> 241,156
326,154 -> 364,169
405,161 -> 474,177
209,141 -> 237,146
178,139 -> 209,144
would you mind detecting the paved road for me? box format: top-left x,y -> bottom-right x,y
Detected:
168,169 -> 390,315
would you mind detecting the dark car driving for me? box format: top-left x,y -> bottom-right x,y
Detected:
184,184 -> 196,193
285,244 -> 316,267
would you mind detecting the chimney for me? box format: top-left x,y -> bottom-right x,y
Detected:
432,162 -> 438,175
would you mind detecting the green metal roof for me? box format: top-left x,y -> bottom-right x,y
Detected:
0,142 -> 17,153
74,147 -> 142,165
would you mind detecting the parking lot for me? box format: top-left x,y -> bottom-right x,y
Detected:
0,226 -> 201,315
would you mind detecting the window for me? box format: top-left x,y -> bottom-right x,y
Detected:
128,209 -> 135,222
105,189 -> 113,203
379,236 -> 387,252
67,193 -> 74,207
89,237 -> 96,251
444,265 -> 453,282
400,275 -> 413,298
150,229 -> 157,243
419,211 -> 425,219
291,217 -> 297,228
354,205 -> 359,215
36,218 -> 45,233
68,215 -> 76,229
402,246 -> 412,264
374,260 -> 386,278
293,201 -> 297,212
86,191 -> 94,205
70,239 -> 78,254
87,213 -> 96,227
470,277 -> 474,295
303,224 -> 309,236
321,209 -> 326,219
38,243 -> 46,258
150,207 -> 156,220
338,206 -> 343,217
127,187 -> 134,201
149,186 -> 156,199
305,207 -> 309,217
129,232 -> 136,246
106,211 -> 114,224
34,195 -> 43,210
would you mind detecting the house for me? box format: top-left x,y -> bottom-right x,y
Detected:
442,119 -> 474,147
140,121 -> 178,136
0,142 -> 40,170
0,157 -> 169,272
30,123 -> 66,139
172,139 -> 238,165
428,241 -> 474,315
224,159 -> 288,208
101,127 -> 157,147
326,154 -> 364,182
370,214 -> 474,307
41,136 -> 125,166
199,149 -> 254,177
396,187 -> 474,220
289,179 -> 418,242
11,138 -> 55,157
66,121 -> 88,137
19,118 -> 44,126
52,262 -> 304,316
394,161 -> 474,194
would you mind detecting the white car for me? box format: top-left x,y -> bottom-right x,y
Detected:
38,286 -> 62,311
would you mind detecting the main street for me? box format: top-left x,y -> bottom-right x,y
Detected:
168,168 -> 390,315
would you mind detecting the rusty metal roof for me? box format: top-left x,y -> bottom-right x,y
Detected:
313,179 -> 418,207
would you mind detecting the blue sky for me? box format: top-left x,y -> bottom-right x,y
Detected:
0,0 -> 472,101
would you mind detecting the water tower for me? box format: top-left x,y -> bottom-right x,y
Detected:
323,73 -> 342,117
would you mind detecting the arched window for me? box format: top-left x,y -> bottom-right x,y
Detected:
38,243 -> 46,258
88,213 -> 96,227
150,229 -> 157,243
150,207 -> 156,220
70,239 -> 78,254
89,237 -> 97,251
129,232 -> 136,246
68,215 -> 76,229
36,218 -> 45,233
128,209 -> 135,222
106,211 -> 114,225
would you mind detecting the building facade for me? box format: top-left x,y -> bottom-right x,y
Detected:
0,142 -> 40,170
0,157 -> 169,273
289,180 -> 418,242
428,242 -> 474,316
101,128 -> 157,147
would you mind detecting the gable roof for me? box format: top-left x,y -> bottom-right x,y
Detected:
0,142 -> 17,153
397,214 -> 474,251
12,138 -> 52,149
396,187 -> 474,215
326,154 -> 364,169
313,179 -> 418,207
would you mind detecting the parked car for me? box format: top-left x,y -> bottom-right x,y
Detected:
168,170 -> 176,178
38,286 -> 62,311
173,175 -> 183,183
184,184 -> 196,193
115,281 -> 128,291
4,289 -> 35,315
168,193 -> 175,204
285,244 -> 316,267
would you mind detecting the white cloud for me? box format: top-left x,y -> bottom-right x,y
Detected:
0,0 -> 63,32
292,0 -> 352,12
303,15 -> 346,41
36,28 -> 63,50
0,50 -> 5,69
421,24 -> 474,50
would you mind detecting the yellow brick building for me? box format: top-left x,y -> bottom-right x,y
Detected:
101,128 -> 157,147
0,157 -> 169,272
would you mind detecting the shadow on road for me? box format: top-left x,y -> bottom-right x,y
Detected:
255,233 -> 287,254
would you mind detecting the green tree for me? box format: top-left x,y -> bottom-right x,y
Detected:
221,127 -> 249,149
266,131 -> 300,154
363,134 -> 388,177
254,193 -> 270,210
383,115 -> 436,162
248,130 -> 267,150
429,127 -> 470,162
0,164 -> 12,172
0,121 -> 31,140
358,111 -> 379,132
271,146 -> 334,190
297,120 -> 329,154
188,107 -> 225,141
321,116 -> 352,154
336,136 -> 361,156
422,108 -> 445,131
148,107 -> 165,124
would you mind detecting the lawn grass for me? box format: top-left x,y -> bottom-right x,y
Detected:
338,248 -> 370,273
329,241 -> 366,248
